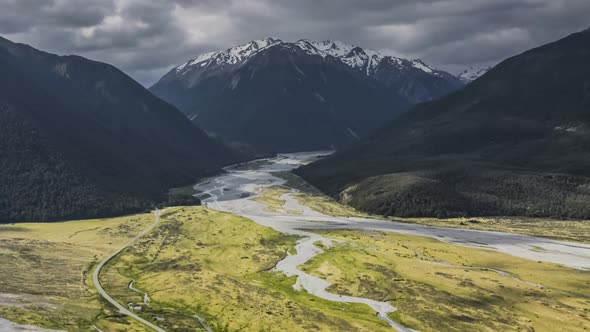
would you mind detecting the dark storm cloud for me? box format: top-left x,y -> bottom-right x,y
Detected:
1,0 -> 588,85
0,0 -> 113,32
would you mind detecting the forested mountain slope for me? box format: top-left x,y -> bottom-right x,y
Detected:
0,36 -> 237,222
296,29 -> 590,219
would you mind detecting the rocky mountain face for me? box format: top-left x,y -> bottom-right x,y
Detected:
150,38 -> 463,153
296,29 -> 590,220
0,36 -> 238,222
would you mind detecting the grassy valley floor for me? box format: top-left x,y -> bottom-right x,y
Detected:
99,206 -> 395,331
1,170 -> 589,331
0,213 -> 156,331
301,229 -> 590,332
245,177 -> 590,330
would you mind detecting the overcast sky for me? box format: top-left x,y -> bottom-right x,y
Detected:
1,0 -> 589,86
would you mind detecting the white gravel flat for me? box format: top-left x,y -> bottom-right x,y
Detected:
0,318 -> 64,332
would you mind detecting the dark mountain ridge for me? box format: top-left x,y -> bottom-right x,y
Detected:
296,29 -> 590,219
0,36 -> 238,222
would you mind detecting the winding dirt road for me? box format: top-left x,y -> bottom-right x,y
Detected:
92,209 -> 165,332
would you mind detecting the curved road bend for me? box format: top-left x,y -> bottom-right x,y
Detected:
92,209 -> 166,332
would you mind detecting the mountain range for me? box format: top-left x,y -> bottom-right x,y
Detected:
5,28 -> 587,223
0,36 -> 238,222
296,28 -> 590,219
150,38 -> 463,153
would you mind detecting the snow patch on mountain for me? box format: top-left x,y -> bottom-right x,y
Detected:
314,92 -> 326,103
347,127 -> 360,140
457,65 -> 491,83
411,60 -> 433,73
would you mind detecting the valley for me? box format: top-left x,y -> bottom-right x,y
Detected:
2,4 -> 590,332
1,152 -> 589,331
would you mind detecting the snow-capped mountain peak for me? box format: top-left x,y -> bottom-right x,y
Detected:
227,37 -> 281,59
175,37 -> 282,73
152,38 -> 465,149
301,39 -> 384,73
173,37 -> 449,79
457,65 -> 491,83
308,40 -> 356,57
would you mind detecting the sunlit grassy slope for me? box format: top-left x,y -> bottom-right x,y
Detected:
0,213 -> 155,331
281,170 -> 590,243
253,186 -> 302,214
101,206 -> 396,331
301,229 -> 590,332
